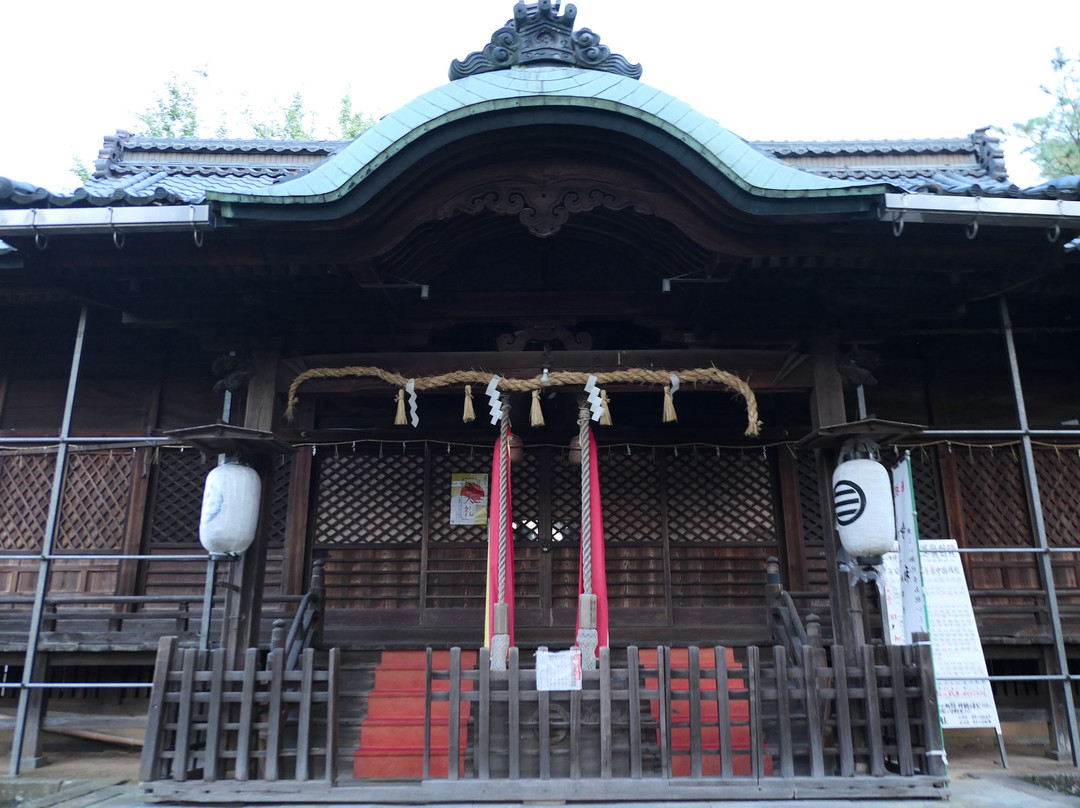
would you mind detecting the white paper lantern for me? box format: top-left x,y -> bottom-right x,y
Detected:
832,458 -> 894,559
199,463 -> 262,556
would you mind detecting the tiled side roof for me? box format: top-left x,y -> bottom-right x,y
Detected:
751,128 -> 1015,193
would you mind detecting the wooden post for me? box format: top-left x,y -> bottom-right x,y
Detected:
627,646 -> 642,780
222,346 -> 280,664
140,636 -> 177,783
20,653 -> 48,770
809,336 -> 864,657
831,643 -> 855,777
713,646 -> 733,779
325,647 -> 340,784
223,453 -> 276,665
282,399 -> 314,597
448,647 -> 461,781
913,632 -> 947,777
776,450 -> 808,592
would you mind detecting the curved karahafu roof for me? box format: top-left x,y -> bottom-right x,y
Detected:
210,65 -> 890,219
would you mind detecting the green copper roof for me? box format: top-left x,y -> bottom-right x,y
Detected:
211,67 -> 890,215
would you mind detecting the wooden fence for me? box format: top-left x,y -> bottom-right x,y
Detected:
140,636 -> 339,784
423,641 -> 947,801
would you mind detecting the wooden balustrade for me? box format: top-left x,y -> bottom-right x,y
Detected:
140,636 -> 339,785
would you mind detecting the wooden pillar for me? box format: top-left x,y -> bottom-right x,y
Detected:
808,337 -> 864,653
0,355 -> 9,426
282,399 -> 315,596
223,347 -> 280,664
115,360 -> 163,603
20,653 -> 48,770
776,450 -> 807,592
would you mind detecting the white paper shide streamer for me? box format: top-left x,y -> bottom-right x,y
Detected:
584,375 -> 604,422
405,378 -> 419,427
832,458 -> 895,559
486,375 -> 503,425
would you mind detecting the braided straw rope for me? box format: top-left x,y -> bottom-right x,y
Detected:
285,366 -> 762,436
578,406 -> 593,594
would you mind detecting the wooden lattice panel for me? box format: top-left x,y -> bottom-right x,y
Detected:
954,446 -> 1040,604
314,452 -> 424,545
428,450 -> 488,545
955,446 -> 1034,548
267,457 -> 293,547
510,451 -> 540,544
0,454 -> 55,553
666,450 -> 776,543
1035,446 -> 1080,548
1034,446 -> 1080,597
549,454 -> 581,545
56,452 -> 134,553
596,451 -> 661,544
149,450 -> 206,545
908,447 -> 946,540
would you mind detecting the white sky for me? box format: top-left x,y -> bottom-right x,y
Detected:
4,0 -> 1079,192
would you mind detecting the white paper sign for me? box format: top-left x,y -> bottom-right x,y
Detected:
883,539 -> 1001,731
892,457 -> 928,641
535,648 -> 582,691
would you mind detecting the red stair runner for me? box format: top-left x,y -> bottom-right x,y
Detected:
354,649 -> 477,779
639,647 -> 773,776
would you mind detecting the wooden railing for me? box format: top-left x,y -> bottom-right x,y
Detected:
140,636 -> 339,784
422,641 -> 946,801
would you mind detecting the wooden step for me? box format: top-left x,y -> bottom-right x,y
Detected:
354,649 -> 477,780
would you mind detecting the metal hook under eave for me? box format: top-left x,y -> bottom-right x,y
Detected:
892,218 -> 904,237
1047,223 -> 1061,243
30,210 -> 47,250
965,219 -> 979,240
190,205 -> 205,247
108,208 -> 125,249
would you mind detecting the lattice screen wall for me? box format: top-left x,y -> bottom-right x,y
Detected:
951,445 -> 1080,625
0,454 -> 57,553
312,445 -> 781,620
0,452 -> 134,555
143,450 -> 291,596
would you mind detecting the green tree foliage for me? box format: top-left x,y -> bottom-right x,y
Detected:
245,92 -> 314,140
133,72 -> 373,141
135,70 -> 207,138
1014,49 -> 1080,179
69,157 -> 91,185
338,89 -> 376,140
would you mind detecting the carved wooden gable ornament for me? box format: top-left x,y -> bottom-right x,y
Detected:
449,0 -> 642,80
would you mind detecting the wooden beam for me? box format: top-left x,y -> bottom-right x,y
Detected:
244,346 -> 280,432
